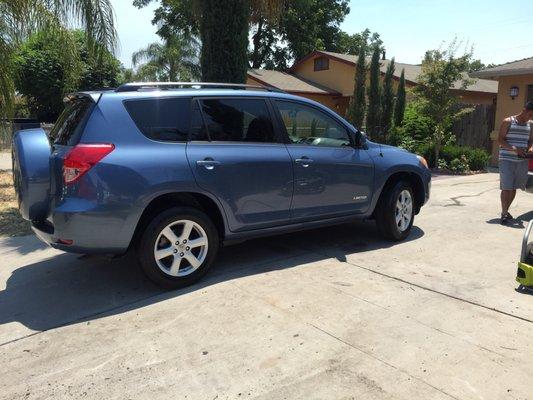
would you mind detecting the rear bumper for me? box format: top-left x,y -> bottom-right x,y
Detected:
31,198 -> 137,254
31,219 -> 128,254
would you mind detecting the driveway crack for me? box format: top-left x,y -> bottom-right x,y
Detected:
444,188 -> 497,207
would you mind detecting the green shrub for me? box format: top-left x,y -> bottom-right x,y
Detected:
414,143 -> 490,171
13,30 -> 121,122
437,159 -> 448,170
397,103 -> 435,142
449,156 -> 470,173
467,148 -> 491,171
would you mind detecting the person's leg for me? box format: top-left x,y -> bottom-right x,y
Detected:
500,160 -> 513,218
501,189 -> 515,215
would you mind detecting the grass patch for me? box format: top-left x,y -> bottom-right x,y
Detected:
0,170 -> 32,237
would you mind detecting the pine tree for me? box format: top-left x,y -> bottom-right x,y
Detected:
381,58 -> 395,140
366,45 -> 382,139
394,69 -> 406,127
199,0 -> 250,83
346,45 -> 366,129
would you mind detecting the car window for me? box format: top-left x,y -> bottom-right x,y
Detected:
275,100 -> 350,147
198,98 -> 275,143
190,101 -> 208,141
124,97 -> 191,142
49,98 -> 93,146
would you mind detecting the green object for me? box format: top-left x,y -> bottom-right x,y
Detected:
346,44 -> 367,128
518,220 -> 533,288
199,0 -> 250,83
516,262 -> 533,287
394,69 -> 406,127
366,45 -> 382,139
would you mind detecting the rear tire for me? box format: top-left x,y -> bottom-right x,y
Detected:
375,180 -> 414,241
137,207 -> 219,289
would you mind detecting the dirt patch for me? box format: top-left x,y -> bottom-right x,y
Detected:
0,170 -> 32,237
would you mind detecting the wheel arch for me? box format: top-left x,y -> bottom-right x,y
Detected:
129,191 -> 227,250
376,171 -> 425,215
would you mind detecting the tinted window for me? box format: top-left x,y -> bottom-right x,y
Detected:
50,98 -> 93,145
190,101 -> 208,141
275,100 -> 350,147
199,98 -> 275,143
125,97 -> 191,142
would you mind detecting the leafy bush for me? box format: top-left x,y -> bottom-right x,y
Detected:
437,159 -> 448,170
388,126 -> 417,152
449,156 -> 470,174
395,102 -> 435,143
416,143 -> 490,171
13,31 -> 77,122
467,148 -> 491,171
13,30 -> 121,122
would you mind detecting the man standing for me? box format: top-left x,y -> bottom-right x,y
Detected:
498,101 -> 533,224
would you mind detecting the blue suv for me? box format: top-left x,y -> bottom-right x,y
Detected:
12,82 -> 430,288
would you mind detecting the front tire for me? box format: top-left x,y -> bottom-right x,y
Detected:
137,207 -> 219,289
375,181 -> 415,241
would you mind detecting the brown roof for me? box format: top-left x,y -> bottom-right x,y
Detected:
291,50 -> 497,94
247,68 -> 340,95
471,57 -> 533,79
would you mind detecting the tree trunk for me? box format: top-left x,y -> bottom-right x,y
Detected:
250,17 -> 264,69
199,0 -> 250,83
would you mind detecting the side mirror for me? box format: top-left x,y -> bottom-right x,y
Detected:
353,130 -> 365,148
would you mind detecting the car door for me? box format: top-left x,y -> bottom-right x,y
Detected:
273,99 -> 374,221
186,97 -> 293,232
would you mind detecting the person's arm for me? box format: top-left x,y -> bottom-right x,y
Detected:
527,121 -> 533,153
499,118 -> 525,157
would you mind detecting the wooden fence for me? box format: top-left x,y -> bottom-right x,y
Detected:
452,104 -> 495,152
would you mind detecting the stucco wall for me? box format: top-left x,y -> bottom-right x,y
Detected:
489,74 -> 533,164
292,58 -> 355,96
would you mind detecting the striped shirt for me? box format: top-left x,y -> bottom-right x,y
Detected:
499,116 -> 531,162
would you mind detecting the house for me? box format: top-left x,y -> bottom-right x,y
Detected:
472,57 -> 533,164
247,50 -> 498,118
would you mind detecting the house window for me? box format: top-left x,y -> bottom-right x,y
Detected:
527,85 -> 533,102
314,57 -> 329,71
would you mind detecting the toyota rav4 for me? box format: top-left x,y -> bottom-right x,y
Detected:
12,82 -> 431,288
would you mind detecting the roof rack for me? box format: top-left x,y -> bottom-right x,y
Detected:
115,82 -> 284,93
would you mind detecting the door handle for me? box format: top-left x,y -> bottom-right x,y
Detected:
196,158 -> 221,170
294,157 -> 314,167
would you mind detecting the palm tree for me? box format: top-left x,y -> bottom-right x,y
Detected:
0,0 -> 117,117
132,35 -> 201,82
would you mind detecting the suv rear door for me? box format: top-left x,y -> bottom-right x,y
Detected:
186,97 -> 293,232
273,99 -> 374,220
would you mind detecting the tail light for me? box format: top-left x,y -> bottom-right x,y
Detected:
63,144 -> 115,185
529,159 -> 533,171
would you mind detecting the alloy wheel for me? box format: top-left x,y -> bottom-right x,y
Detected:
395,190 -> 413,232
153,220 -> 208,277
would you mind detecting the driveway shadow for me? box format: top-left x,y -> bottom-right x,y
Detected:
486,218 -> 525,229
515,210 -> 533,222
0,220 -> 424,336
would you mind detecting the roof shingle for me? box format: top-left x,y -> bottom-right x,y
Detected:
471,57 -> 533,79
247,69 -> 340,95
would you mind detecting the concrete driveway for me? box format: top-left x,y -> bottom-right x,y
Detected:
0,173 -> 532,400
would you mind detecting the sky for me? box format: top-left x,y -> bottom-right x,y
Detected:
111,0 -> 532,68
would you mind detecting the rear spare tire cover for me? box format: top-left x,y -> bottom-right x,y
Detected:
12,129 -> 51,221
